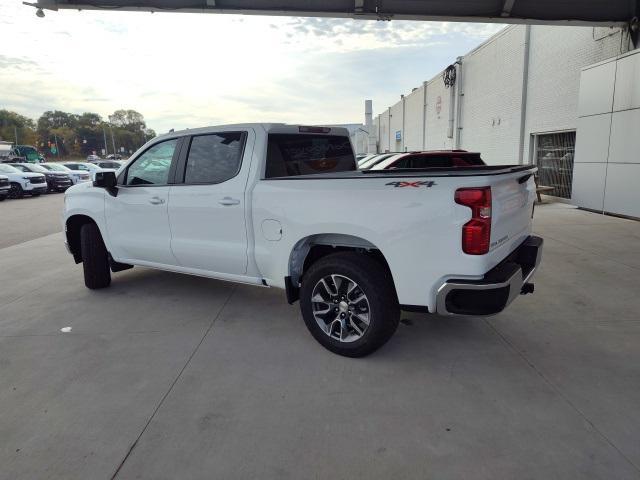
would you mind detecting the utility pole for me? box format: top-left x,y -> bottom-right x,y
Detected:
14,126 -> 18,144
102,127 -> 108,156
109,125 -> 116,156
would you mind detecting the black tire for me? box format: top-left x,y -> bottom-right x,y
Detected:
80,223 -> 111,289
300,252 -> 400,357
9,183 -> 23,199
0,195 -> 6,202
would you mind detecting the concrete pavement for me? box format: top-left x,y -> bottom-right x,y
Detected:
0,203 -> 639,479
0,193 -> 64,249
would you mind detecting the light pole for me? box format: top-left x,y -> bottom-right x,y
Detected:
109,124 -> 116,157
140,124 -> 146,148
102,126 -> 108,157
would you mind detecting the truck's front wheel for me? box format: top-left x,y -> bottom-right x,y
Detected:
300,252 -> 400,357
80,223 -> 111,289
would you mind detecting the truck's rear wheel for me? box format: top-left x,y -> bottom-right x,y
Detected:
80,223 -> 111,289
300,252 -> 399,357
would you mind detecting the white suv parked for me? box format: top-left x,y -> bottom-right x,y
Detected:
0,163 -> 48,198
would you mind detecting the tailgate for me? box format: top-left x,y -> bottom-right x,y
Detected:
490,171 -> 536,253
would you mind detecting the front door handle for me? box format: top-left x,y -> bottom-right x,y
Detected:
219,197 -> 240,206
149,196 -> 165,205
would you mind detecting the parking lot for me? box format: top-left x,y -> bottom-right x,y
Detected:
1,197 -> 639,479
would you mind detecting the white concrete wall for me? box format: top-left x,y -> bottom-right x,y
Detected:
389,101 -> 404,152
424,76 -> 453,150
374,24 -> 630,162
572,49 -> 640,218
459,26 -> 526,164
378,109 -> 390,153
372,116 -> 380,152
403,86 -> 425,151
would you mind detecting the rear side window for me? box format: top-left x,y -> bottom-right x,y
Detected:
266,134 -> 355,178
184,132 -> 245,184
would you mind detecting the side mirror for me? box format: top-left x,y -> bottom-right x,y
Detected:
93,171 -> 118,196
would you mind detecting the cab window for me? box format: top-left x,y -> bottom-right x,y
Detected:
125,139 -> 178,186
183,133 -> 245,184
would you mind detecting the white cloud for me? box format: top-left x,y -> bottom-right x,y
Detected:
0,0 -> 504,133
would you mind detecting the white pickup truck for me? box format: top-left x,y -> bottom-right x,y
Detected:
63,124 -> 542,357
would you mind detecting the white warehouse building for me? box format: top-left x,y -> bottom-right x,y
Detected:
371,24 -> 639,218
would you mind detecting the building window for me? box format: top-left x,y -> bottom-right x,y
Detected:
534,131 -> 575,199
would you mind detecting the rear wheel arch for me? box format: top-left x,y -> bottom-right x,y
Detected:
287,234 -> 397,303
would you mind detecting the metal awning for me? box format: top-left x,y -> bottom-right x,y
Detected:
23,0 -> 640,26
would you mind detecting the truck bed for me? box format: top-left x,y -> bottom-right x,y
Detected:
266,164 -> 536,180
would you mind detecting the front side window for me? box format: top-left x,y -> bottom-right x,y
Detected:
125,139 -> 177,186
184,133 -> 244,184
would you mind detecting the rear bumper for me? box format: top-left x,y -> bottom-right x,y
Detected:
436,235 -> 543,316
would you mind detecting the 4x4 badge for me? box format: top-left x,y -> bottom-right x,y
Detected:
385,181 -> 437,188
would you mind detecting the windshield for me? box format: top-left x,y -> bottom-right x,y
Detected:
13,164 -> 47,173
42,163 -> 71,172
0,164 -> 20,174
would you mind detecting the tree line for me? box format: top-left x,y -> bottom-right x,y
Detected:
0,109 -> 157,158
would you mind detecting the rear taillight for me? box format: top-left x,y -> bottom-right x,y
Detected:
455,187 -> 492,255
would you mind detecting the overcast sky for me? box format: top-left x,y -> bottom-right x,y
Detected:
1,0 -> 504,133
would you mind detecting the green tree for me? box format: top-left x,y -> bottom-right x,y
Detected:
76,113 -> 104,156
0,110 -> 37,145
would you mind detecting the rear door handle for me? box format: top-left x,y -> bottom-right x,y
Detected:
149,196 -> 165,205
219,197 -> 240,206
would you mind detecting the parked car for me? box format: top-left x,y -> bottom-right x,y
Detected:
371,150 -> 486,170
9,163 -> 73,192
356,153 -> 378,167
106,154 -> 124,160
358,153 -> 398,170
63,161 -> 115,180
0,163 -> 48,198
0,175 -> 9,201
40,163 -> 91,185
63,124 -> 542,357
86,154 -> 102,162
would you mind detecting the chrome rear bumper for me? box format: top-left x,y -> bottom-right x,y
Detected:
436,236 -> 543,316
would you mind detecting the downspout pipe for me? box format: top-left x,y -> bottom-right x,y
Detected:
422,80 -> 428,149
518,25 -> 531,164
447,75 -> 455,140
401,94 -> 406,152
454,56 -> 463,149
388,107 -> 392,153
